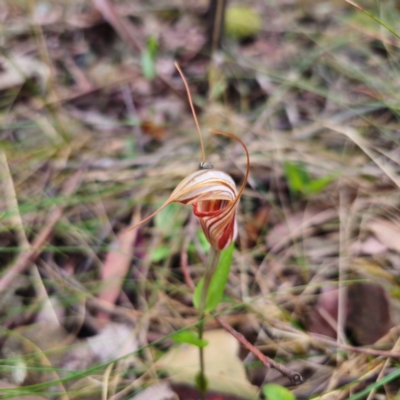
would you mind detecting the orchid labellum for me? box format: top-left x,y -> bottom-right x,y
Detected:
129,65 -> 249,251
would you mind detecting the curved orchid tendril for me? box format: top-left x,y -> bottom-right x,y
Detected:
208,129 -> 250,210
174,62 -> 206,163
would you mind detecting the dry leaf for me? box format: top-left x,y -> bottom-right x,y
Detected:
243,206 -> 269,249
130,381 -> 177,400
155,329 -> 259,400
351,236 -> 387,255
267,208 -> 337,253
98,226 -> 137,323
346,283 -> 392,345
140,120 -> 166,140
368,218 -> 400,253
0,53 -> 50,91
307,286 -> 338,339
0,322 -> 70,385
87,322 -> 138,363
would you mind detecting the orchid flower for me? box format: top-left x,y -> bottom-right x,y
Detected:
129,65 -> 249,251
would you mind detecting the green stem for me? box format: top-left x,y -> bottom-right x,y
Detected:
197,247 -> 220,398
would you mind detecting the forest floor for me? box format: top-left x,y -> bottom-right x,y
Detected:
1,0 -> 400,399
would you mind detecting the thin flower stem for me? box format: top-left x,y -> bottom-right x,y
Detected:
181,244 -> 303,386
197,247 -> 221,398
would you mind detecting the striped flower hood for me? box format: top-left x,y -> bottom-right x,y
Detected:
129,129 -> 249,251
169,169 -> 238,250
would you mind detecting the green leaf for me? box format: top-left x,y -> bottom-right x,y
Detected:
141,49 -> 156,80
262,383 -> 295,400
124,137 -> 137,159
283,161 -> 309,194
346,368 -> 400,400
304,175 -> 334,194
147,35 -> 159,57
141,36 -> 158,81
151,245 -> 171,262
171,330 -> 209,348
196,230 -> 211,253
284,161 -> 334,195
193,243 -> 234,312
154,202 -> 184,234
195,371 -> 208,393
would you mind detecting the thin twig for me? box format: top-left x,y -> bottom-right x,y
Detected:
312,332 -> 400,359
0,168 -> 83,292
0,150 -> 51,312
216,316 -> 303,385
272,319 -> 400,359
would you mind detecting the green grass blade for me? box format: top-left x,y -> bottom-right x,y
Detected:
193,243 -> 234,313
347,368 -> 400,400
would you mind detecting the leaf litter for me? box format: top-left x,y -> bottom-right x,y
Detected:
1,0 -> 400,399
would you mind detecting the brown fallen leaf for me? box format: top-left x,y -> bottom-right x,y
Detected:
140,120 -> 166,140
267,208 -> 337,253
368,218 -> 400,254
97,220 -> 138,324
307,285 -> 339,339
308,282 -> 392,345
351,236 -> 387,255
156,330 -> 259,400
131,381 -> 176,400
87,322 -> 138,363
0,322 -> 70,386
346,282 -> 392,345
243,205 -> 269,249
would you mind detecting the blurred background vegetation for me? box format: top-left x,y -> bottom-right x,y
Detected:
1,0 -> 400,399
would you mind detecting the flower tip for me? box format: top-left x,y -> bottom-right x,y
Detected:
128,200 -> 172,232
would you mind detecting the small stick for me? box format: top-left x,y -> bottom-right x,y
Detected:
0,169 -> 83,292
272,319 -> 400,359
311,332 -> 400,359
216,316 -> 303,386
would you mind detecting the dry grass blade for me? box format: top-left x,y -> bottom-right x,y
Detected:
3,0 -> 400,398
97,207 -> 141,324
0,169 -> 83,292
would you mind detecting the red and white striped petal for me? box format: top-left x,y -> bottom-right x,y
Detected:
129,130 -> 249,252
168,170 -> 238,250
